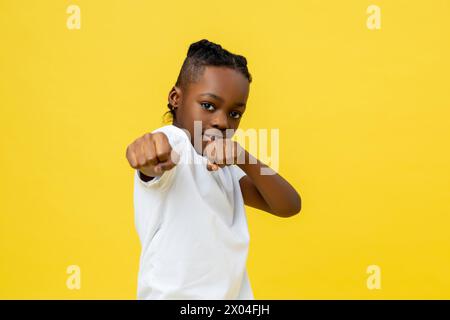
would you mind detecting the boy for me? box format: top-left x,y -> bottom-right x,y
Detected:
126,39 -> 301,299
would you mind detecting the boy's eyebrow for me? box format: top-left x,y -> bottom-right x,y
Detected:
199,93 -> 246,108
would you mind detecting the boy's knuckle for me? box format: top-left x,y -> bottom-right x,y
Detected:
144,132 -> 152,139
157,150 -> 169,159
137,156 -> 146,166
147,155 -> 158,165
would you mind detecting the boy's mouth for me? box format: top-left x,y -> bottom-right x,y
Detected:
202,132 -> 224,142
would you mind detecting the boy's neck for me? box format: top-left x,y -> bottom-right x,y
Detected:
172,120 -> 183,130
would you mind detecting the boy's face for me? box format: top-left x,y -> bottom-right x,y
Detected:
169,66 -> 249,154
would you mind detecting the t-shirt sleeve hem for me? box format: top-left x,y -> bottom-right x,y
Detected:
231,164 -> 247,181
136,170 -> 164,188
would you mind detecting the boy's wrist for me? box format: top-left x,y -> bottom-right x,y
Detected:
138,170 -> 155,182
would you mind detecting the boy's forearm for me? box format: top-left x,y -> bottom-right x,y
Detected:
237,150 -> 301,216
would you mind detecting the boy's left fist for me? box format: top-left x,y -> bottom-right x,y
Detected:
204,138 -> 245,171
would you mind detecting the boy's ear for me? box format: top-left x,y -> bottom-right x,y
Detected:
168,86 -> 183,109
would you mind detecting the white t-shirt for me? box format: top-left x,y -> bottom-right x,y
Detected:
133,124 -> 253,299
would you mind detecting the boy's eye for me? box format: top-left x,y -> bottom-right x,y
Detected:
229,111 -> 242,119
200,102 -> 215,111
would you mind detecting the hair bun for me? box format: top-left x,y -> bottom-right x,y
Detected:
187,39 -> 223,58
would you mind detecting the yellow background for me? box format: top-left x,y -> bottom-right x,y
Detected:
1,0 -> 449,299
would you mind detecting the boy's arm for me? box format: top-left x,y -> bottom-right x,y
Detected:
237,150 -> 301,218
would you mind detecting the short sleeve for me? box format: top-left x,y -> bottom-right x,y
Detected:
136,170 -> 164,187
230,164 -> 246,181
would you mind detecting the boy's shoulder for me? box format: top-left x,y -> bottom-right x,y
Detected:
151,124 -> 190,144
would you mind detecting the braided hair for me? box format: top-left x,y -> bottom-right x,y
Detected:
165,39 -> 252,122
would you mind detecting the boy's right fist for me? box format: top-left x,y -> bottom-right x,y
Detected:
126,132 -> 179,177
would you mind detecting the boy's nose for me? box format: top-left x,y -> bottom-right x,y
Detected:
210,112 -> 229,131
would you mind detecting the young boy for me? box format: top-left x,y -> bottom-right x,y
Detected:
126,39 -> 301,299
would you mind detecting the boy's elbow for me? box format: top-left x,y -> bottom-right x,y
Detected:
275,193 -> 302,218
293,196 -> 302,215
